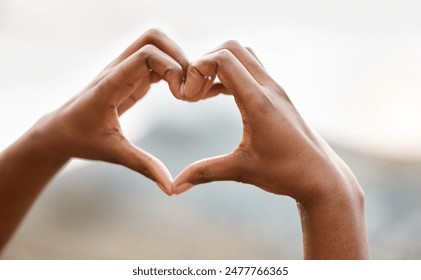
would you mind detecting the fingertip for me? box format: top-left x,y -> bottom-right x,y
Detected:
115,143 -> 174,195
183,64 -> 207,99
156,182 -> 171,196
174,182 -> 193,195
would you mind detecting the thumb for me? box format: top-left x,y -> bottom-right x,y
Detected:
111,139 -> 174,195
174,153 -> 240,194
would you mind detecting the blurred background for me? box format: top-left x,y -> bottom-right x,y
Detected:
1,0 -> 421,259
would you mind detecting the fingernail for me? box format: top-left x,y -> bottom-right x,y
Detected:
157,183 -> 172,196
175,183 -> 193,194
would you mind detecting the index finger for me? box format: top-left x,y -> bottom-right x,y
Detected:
103,44 -> 184,106
182,49 -> 264,110
208,40 -> 271,86
110,28 -> 189,73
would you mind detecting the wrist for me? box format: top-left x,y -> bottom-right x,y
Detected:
294,155 -> 364,208
295,163 -> 368,259
297,176 -> 365,221
24,112 -> 71,164
297,188 -> 368,259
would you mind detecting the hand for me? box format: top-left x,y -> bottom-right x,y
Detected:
175,41 -> 368,259
32,29 -> 189,195
175,40 -> 360,201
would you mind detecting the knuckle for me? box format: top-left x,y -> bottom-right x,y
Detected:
145,28 -> 166,42
187,63 -> 204,78
245,46 -> 254,53
138,44 -> 157,58
216,49 -> 235,64
165,64 -> 182,78
145,28 -> 165,41
222,39 -> 242,51
188,63 -> 200,74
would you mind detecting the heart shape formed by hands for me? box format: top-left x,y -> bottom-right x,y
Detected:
46,28 -> 355,203
0,28 -> 369,260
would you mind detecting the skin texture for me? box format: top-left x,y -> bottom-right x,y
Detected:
0,32 -> 368,259
175,40 -> 369,259
0,29 -> 189,251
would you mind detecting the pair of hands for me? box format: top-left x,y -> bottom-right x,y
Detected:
35,29 -> 356,204
6,29 -> 368,259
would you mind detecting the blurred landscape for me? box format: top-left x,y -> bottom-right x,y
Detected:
2,115 -> 421,259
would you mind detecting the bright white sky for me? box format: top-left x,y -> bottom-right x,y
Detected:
1,0 -> 421,160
